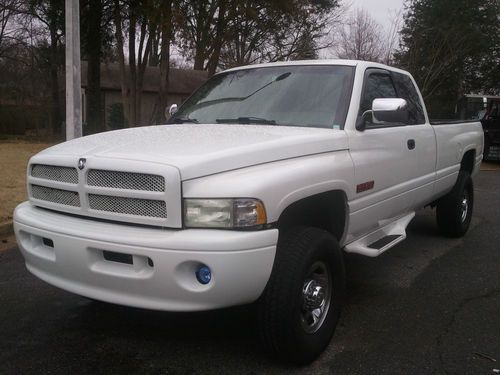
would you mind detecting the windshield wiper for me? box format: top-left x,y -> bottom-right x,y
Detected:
216,116 -> 276,125
169,116 -> 199,124
191,72 -> 292,112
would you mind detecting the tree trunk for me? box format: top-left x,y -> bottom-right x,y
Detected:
149,33 -> 159,66
128,10 -> 137,126
207,0 -> 226,76
193,49 -> 205,70
86,0 -> 102,134
157,1 -> 172,124
136,23 -> 154,128
113,0 -> 129,126
49,23 -> 61,136
192,2 -> 207,70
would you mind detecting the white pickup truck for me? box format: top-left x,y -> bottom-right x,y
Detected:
14,60 -> 483,364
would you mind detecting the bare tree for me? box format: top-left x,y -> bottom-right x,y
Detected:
219,0 -> 341,69
175,0 -> 228,76
218,1 -> 279,69
154,0 -> 173,124
25,0 -> 65,136
382,9 -> 403,65
113,0 -> 163,127
335,9 -> 384,62
113,0 -> 129,124
265,7 -> 339,63
0,0 -> 22,58
0,0 -> 39,69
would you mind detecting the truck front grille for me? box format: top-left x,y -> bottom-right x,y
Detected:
31,164 -> 78,184
31,185 -> 80,207
88,194 -> 167,218
27,162 -> 180,227
87,169 -> 165,191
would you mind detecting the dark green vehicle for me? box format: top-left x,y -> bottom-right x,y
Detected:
456,95 -> 500,161
482,98 -> 500,160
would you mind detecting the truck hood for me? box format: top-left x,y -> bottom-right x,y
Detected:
38,124 -> 348,180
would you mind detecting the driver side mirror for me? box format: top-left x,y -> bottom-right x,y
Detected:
165,104 -> 178,120
372,98 -> 408,123
356,98 -> 409,131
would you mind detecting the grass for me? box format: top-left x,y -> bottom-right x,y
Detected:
0,141 -> 53,224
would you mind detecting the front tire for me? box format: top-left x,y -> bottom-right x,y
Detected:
436,171 -> 473,237
257,227 -> 345,365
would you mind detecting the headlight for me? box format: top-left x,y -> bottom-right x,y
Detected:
184,198 -> 267,229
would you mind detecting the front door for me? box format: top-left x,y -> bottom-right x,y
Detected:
347,68 -> 436,242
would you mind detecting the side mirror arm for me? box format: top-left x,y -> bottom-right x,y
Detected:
356,110 -> 372,131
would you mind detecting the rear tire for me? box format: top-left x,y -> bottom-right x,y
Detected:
257,226 -> 345,365
436,171 -> 473,237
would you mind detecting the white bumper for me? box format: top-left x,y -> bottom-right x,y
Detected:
14,202 -> 278,311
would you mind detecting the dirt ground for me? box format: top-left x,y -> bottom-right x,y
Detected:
481,161 -> 500,171
0,141 -> 52,224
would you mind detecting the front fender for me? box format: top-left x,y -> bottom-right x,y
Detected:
182,151 -> 355,223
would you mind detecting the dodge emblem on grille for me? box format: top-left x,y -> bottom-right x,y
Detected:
78,158 -> 86,170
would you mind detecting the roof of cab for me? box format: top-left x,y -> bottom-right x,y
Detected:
221,59 -> 411,77
223,59 -> 358,73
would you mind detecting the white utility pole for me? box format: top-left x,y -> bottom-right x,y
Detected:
65,0 -> 82,140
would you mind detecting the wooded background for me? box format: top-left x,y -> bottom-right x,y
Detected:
0,0 -> 498,138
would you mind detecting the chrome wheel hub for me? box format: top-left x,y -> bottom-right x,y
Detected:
301,261 -> 331,333
460,193 -> 469,222
303,280 -> 326,310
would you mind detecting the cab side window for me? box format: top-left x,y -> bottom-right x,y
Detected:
359,72 -> 397,125
392,72 -> 426,124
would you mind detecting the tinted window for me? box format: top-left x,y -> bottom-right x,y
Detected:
392,72 -> 426,124
359,73 -> 397,116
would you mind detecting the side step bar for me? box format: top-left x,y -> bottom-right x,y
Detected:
344,212 -> 415,257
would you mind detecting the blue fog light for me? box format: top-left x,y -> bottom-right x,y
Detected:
195,265 -> 212,285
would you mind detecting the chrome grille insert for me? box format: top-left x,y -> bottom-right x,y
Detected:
88,194 -> 167,218
87,169 -> 165,191
31,185 -> 80,207
31,164 -> 78,184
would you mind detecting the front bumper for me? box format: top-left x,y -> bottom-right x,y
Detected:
14,202 -> 278,311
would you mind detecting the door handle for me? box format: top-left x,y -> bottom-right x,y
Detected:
407,139 -> 416,150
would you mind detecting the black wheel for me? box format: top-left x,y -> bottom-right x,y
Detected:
257,226 -> 345,365
436,171 -> 473,237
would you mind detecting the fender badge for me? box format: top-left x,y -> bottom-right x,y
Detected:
356,180 -> 374,193
78,158 -> 87,170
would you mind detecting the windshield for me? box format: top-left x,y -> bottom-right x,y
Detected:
171,65 -> 355,129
